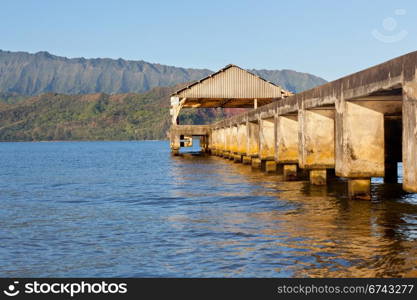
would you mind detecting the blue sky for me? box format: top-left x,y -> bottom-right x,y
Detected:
1,0 -> 416,80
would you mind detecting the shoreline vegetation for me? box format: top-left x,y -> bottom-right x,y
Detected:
0,86 -> 237,142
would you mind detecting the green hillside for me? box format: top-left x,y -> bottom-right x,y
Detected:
0,86 -> 230,141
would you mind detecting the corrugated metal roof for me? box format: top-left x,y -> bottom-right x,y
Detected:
171,65 -> 290,108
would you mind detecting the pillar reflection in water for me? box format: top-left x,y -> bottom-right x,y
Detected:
168,154 -> 417,277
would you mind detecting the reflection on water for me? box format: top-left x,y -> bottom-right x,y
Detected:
1,141 -> 417,277
171,154 -> 417,277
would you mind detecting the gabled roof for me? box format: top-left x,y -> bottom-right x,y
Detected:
171,64 -> 290,108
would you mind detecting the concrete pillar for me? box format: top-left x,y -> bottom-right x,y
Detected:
170,133 -> 181,155
276,115 -> 299,164
251,158 -> 262,169
233,154 -> 242,163
259,117 -> 275,161
335,100 -> 390,199
211,129 -> 217,154
309,169 -> 327,185
402,81 -> 417,192
214,130 -> 220,155
237,123 -> 248,156
242,156 -> 252,165
265,161 -> 277,173
230,125 -> 238,155
299,109 -> 335,170
336,101 -> 384,178
217,128 -> 223,153
348,179 -> 371,200
283,164 -> 297,181
248,121 -> 260,158
224,126 -> 232,157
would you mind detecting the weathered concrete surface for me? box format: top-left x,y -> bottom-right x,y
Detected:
403,81 -> 417,192
251,158 -> 262,169
276,115 -> 299,163
283,164 -> 298,181
230,125 -> 238,154
234,154 -> 242,163
299,109 -> 335,169
259,117 -> 275,160
348,179 -> 371,199
336,101 -> 384,178
248,121 -> 260,157
170,125 -> 210,152
265,161 -> 277,173
237,123 -> 248,155
242,156 -> 252,164
225,126 -> 232,155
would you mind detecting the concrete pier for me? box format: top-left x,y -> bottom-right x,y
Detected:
170,51 -> 417,200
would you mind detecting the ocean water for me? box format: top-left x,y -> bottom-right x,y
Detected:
1,141 -> 417,277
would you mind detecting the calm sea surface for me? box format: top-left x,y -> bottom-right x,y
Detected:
1,141 -> 417,277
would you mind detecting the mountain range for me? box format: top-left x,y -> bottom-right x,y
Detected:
0,50 -> 326,96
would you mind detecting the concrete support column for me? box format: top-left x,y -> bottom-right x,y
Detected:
335,100 -> 385,198
170,133 -> 180,156
248,121 -> 260,158
259,117 -> 275,161
251,158 -> 262,169
237,123 -> 248,157
233,154 -> 242,163
336,101 -> 384,178
283,164 -> 297,181
348,178 -> 371,200
210,130 -> 216,155
265,161 -> 277,173
402,81 -> 417,192
276,115 -> 299,179
309,169 -> 327,185
224,126 -> 232,158
217,128 -> 226,156
299,109 -> 335,170
242,156 -> 252,164
231,125 -> 238,155
215,129 -> 221,156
